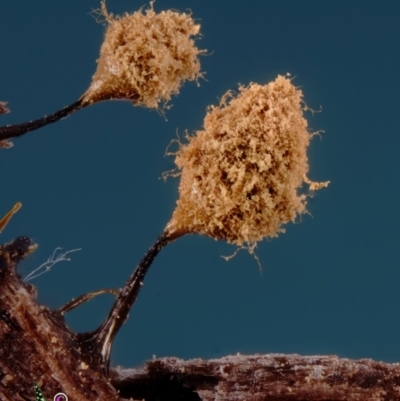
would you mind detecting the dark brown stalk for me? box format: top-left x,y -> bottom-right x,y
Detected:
0,98 -> 86,141
81,231 -> 177,371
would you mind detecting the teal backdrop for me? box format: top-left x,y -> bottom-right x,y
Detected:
1,0 -> 399,369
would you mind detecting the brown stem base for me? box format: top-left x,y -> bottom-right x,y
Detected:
79,231 -> 176,372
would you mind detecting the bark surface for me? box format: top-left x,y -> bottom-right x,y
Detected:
0,239 -> 121,401
2,240 -> 400,401
113,354 -> 400,401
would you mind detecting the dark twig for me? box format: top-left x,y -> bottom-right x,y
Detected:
0,98 -> 86,142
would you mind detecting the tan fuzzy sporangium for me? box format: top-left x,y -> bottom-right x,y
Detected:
82,0 -> 205,109
165,75 -> 330,247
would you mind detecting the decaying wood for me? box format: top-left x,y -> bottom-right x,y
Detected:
2,238 -> 400,401
112,354 -> 400,400
0,238 -> 121,401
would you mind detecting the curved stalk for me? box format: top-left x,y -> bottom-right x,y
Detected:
0,98 -> 86,142
82,230 -> 182,371
57,288 -> 119,316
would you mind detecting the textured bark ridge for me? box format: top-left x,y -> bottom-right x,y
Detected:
114,354 -> 400,401
2,238 -> 400,400
0,238 -> 121,401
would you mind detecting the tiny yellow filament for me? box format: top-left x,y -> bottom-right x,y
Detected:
0,202 -> 22,233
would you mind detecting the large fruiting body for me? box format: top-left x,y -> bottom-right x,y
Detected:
82,1 -> 204,109
0,2 -> 205,141
166,75 -> 329,246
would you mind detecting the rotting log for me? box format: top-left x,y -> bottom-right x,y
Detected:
112,354 -> 400,401
0,237 -> 121,401
2,237 -> 400,400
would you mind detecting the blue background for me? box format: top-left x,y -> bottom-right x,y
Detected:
1,0 -> 399,368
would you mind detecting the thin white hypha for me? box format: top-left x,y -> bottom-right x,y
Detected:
24,247 -> 82,282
